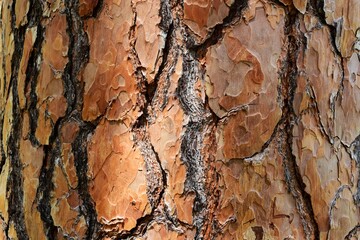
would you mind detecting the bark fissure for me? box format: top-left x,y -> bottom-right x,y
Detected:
350,135 -> 360,205
150,22 -> 174,104
25,0 -> 44,146
0,0 -> 358,239
1,6 -> 6,99
278,7 -> 319,240
135,129 -> 167,209
64,0 -> 90,113
327,185 -> 352,240
150,0 -> 180,115
177,49 -> 211,238
176,0 -> 252,237
35,1 -> 101,239
117,1 -> 177,237
35,137 -> 59,239
64,1 -> 101,238
0,112 -> 5,174
189,0 -> 248,57
82,0 -> 104,20
6,0 -> 29,238
112,212 -> 155,239
308,0 -> 343,58
72,119 -> 101,240
150,22 -> 176,112
345,225 -> 360,240
180,121 -> 208,239
308,0 -> 345,134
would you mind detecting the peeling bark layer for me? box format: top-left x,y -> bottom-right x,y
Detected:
0,0 -> 359,239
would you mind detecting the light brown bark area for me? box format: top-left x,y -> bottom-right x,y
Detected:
0,0 -> 359,239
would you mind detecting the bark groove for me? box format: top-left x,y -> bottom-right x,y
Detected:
0,0 -> 359,239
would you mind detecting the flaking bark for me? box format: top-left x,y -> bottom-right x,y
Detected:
0,0 -> 359,239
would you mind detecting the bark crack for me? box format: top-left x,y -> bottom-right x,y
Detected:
177,45 -> 212,240
100,1 -> 175,238
0,111 -> 5,174
6,0 -> 30,238
277,6 -> 320,240
308,0 -> 345,137
175,0 -> 251,237
150,21 -> 176,113
345,225 -> 360,240
82,0 -> 104,20
35,136 -> 59,239
25,0 -> 44,147
34,1 -> 101,239
64,1 -> 101,239
72,117 -> 101,240
188,0 -> 248,58
327,185 -> 352,240
350,135 -> 360,205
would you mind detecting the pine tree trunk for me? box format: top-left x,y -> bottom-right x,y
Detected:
0,0 -> 359,239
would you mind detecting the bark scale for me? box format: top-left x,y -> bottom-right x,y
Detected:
0,0 -> 359,239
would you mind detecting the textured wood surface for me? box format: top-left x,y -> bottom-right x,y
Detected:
0,0 -> 359,239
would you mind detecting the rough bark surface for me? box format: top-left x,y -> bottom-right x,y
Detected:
0,0 -> 359,239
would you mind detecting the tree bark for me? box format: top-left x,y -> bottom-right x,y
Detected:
0,0 -> 359,239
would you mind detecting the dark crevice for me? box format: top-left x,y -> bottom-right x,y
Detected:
0,112 -> 5,174
133,130 -> 167,209
242,117 -> 284,161
177,53 -> 206,120
124,1 -> 175,238
105,212 -> 155,239
252,226 -> 264,240
0,2 -> 7,99
151,0 -> 180,113
308,0 -> 345,111
35,136 -> 60,239
326,185 -> 352,240
345,225 -> 360,240
72,117 -> 101,240
306,86 -> 334,144
26,0 -> 43,27
308,0 -> 342,58
64,0 -> 90,113
188,0 -> 248,58
163,204 -> 194,230
6,0 -> 29,239
82,0 -> 104,20
149,22 -> 174,104
176,49 -> 209,239
91,0 -> 104,19
25,0 -> 44,147
180,121 -> 208,239
177,0 -> 237,236
26,21 -> 43,146
63,2 -> 77,114
33,0 -> 99,239
159,0 -> 173,31
150,143 -> 167,208
65,1 -> 101,239
278,7 -> 319,240
129,1 -> 147,128
350,135 -> 360,205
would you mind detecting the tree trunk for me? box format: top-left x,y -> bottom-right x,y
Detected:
0,0 -> 359,239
